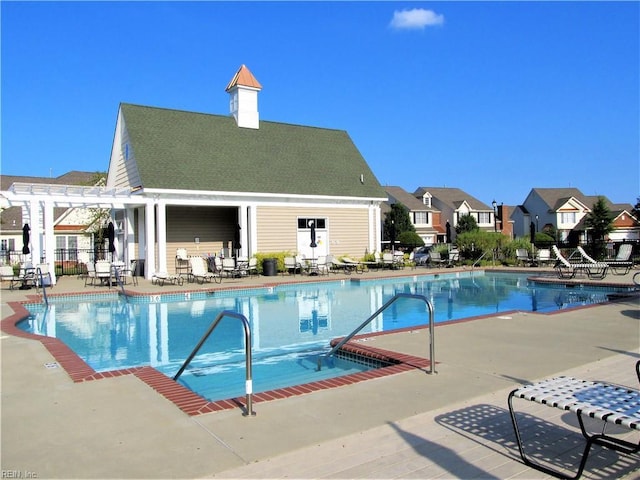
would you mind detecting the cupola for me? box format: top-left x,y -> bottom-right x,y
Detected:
225,65 -> 262,129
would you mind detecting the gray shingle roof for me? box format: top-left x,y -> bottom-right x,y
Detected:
121,103 -> 387,199
384,186 -> 438,211
413,187 -> 492,211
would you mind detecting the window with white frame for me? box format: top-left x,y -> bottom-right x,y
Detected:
422,195 -> 432,207
414,211 -> 429,225
560,212 -> 577,224
477,212 -> 491,224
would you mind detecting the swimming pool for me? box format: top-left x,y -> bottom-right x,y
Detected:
19,271 -> 626,402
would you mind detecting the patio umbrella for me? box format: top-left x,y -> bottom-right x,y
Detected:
389,221 -> 396,253
445,221 -> 451,244
233,224 -> 242,261
309,221 -> 317,248
107,222 -> 116,260
21,223 -> 30,254
530,221 -> 536,244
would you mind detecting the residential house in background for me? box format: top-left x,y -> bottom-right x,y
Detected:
412,187 -> 498,243
383,186 -> 441,245
514,187 -> 639,245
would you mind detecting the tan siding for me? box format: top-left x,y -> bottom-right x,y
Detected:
164,206 -> 236,273
257,206 -> 370,258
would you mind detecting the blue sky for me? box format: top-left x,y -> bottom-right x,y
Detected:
2,1 -> 638,207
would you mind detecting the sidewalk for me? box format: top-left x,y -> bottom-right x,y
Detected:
1,267 -> 638,479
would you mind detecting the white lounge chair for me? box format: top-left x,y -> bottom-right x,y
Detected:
189,256 -> 221,284
152,271 -> 184,286
606,243 -> 633,275
508,360 -> 640,479
552,245 -> 608,280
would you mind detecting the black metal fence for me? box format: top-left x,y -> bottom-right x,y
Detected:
0,248 -> 114,276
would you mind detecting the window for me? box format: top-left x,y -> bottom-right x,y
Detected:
477,212 -> 491,224
298,218 -> 326,230
422,196 -> 431,207
560,212 -> 577,224
414,212 -> 429,224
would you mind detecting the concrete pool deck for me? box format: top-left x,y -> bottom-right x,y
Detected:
1,266 -> 639,479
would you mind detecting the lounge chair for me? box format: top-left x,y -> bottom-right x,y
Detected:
152,272 -> 184,286
606,243 -> 633,275
175,248 -> 190,278
0,265 -> 22,290
189,256 -> 221,284
327,255 -> 358,274
508,360 -> 640,479
342,257 -> 365,273
360,252 -> 383,271
552,245 -> 608,280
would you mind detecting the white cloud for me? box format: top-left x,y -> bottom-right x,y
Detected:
389,8 -> 444,30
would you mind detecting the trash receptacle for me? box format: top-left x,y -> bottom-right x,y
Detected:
133,259 -> 145,277
263,258 -> 277,276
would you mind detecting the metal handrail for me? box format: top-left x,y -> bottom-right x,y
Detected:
317,293 -> 436,374
173,310 -> 255,417
35,267 -> 48,306
472,251 -> 489,269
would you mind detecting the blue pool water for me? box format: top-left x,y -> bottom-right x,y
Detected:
19,272 -> 626,401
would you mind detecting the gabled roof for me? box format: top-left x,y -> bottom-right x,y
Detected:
531,188 -> 591,211
413,187 -> 492,211
119,103 -> 386,199
225,64 -> 262,91
384,186 -> 438,212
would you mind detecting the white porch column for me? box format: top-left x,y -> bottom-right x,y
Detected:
144,201 -> 156,279
43,200 -> 56,285
28,200 -> 41,264
248,204 -> 258,256
157,200 -> 167,273
369,204 -> 381,254
124,208 -> 135,267
239,205 -> 248,258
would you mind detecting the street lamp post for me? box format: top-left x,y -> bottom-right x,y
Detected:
535,214 -> 539,233
492,200 -> 497,232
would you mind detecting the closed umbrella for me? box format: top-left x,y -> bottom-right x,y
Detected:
309,221 -> 317,248
22,224 -> 30,254
390,221 -> 396,253
107,222 -> 116,261
233,224 -> 242,265
445,221 -> 451,244
530,221 -> 536,244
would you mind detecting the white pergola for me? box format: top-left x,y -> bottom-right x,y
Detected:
2,182 -> 151,285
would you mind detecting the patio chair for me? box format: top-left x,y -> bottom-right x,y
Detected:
151,271 -> 184,286
360,251 -> 383,271
605,243 -> 633,275
83,262 -> 96,286
175,248 -> 190,277
283,256 -> 301,276
382,253 -> 396,269
535,248 -> 552,266
428,251 -> 447,268
515,249 -> 533,267
0,265 -> 22,290
189,256 -> 221,284
508,360 -> 640,479
35,263 -> 53,289
95,260 -> 113,287
342,257 -> 365,273
245,257 -> 259,276
315,256 -> 330,275
222,257 -> 239,278
552,245 -> 608,280
447,249 -> 460,268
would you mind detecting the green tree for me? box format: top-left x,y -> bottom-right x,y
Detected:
632,197 -> 640,220
455,214 -> 479,235
584,196 -> 614,259
383,203 -> 415,242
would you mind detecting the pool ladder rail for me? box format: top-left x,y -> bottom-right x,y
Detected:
317,293 -> 436,374
173,310 -> 255,417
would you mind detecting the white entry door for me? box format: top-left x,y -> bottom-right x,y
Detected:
296,217 -> 328,259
